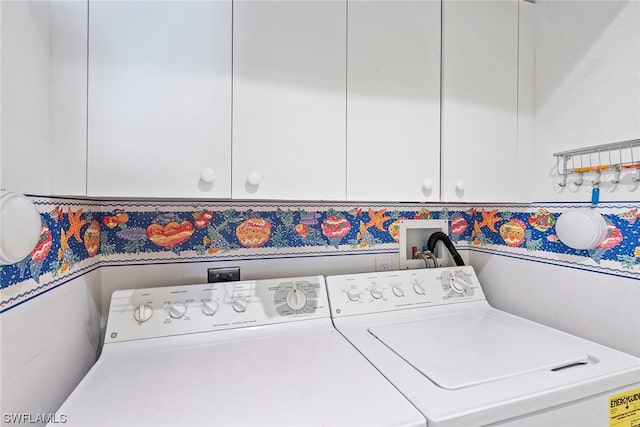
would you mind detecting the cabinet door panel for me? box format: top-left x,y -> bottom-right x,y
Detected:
441,0 -> 519,202
87,1 -> 231,198
233,1 -> 346,200
347,0 -> 441,202
517,0 -> 534,202
51,1 -> 88,196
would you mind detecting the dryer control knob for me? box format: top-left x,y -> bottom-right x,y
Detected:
392,284 -> 404,297
370,287 -> 384,299
450,277 -> 468,294
202,300 -> 219,316
286,287 -> 307,310
413,283 -> 426,295
134,304 -> 153,323
347,287 -> 361,302
232,297 -> 249,313
169,302 -> 187,319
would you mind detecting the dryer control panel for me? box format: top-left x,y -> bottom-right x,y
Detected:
105,276 -> 329,343
326,266 -> 486,318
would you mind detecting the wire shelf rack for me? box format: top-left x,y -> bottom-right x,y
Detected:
553,139 -> 640,187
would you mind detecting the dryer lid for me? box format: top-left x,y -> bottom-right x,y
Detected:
369,311 -> 590,390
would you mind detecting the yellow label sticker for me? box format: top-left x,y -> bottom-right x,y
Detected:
610,388 -> 640,427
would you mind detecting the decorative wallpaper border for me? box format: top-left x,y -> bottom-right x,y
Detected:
1,197 -> 639,312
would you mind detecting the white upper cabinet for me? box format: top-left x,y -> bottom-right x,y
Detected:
346,0 -> 441,202
517,0 -> 535,202
232,0 -> 347,200
87,1 -> 232,198
51,1 -> 88,196
441,0 -> 524,202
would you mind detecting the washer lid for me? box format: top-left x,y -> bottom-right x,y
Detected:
369,311 -> 590,390
56,325 -> 426,427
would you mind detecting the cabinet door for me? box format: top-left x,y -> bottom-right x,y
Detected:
51,0 -> 88,196
87,1 -> 231,198
441,0 -> 519,202
347,0 -> 441,202
233,1 -> 346,200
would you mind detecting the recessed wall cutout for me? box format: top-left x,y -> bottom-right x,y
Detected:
399,219 -> 448,269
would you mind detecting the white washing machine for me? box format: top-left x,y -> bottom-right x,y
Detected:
51,276 -> 425,426
326,266 -> 640,426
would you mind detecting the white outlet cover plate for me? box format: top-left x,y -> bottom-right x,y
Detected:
375,256 -> 393,271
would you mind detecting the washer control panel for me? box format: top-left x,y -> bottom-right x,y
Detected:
326,266 -> 485,318
105,276 -> 328,343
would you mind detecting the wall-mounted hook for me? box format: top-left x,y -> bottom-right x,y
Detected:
558,173 -> 568,188
611,165 -> 622,184
574,173 -> 584,186
557,156 -> 569,187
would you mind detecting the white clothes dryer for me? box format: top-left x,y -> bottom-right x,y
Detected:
326,266 -> 640,426
51,276 -> 425,426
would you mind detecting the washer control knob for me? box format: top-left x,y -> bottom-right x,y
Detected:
392,284 -> 405,297
347,287 -> 361,302
134,304 -> 153,323
202,300 -> 219,316
232,297 -> 249,313
169,302 -> 187,319
413,282 -> 426,295
286,287 -> 307,310
370,287 -> 384,299
450,276 -> 468,294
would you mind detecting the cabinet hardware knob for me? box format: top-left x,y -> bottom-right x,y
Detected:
200,168 -> 216,183
247,171 -> 262,186
422,178 -> 433,191
455,179 -> 465,191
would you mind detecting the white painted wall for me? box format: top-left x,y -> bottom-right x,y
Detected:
0,271 -> 102,423
0,1 -> 52,194
470,251 -> 640,357
533,0 -> 640,201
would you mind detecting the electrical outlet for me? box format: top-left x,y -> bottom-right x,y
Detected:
375,256 -> 392,272
207,267 -> 240,283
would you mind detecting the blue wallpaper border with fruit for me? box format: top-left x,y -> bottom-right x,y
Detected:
1,197 -> 639,312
